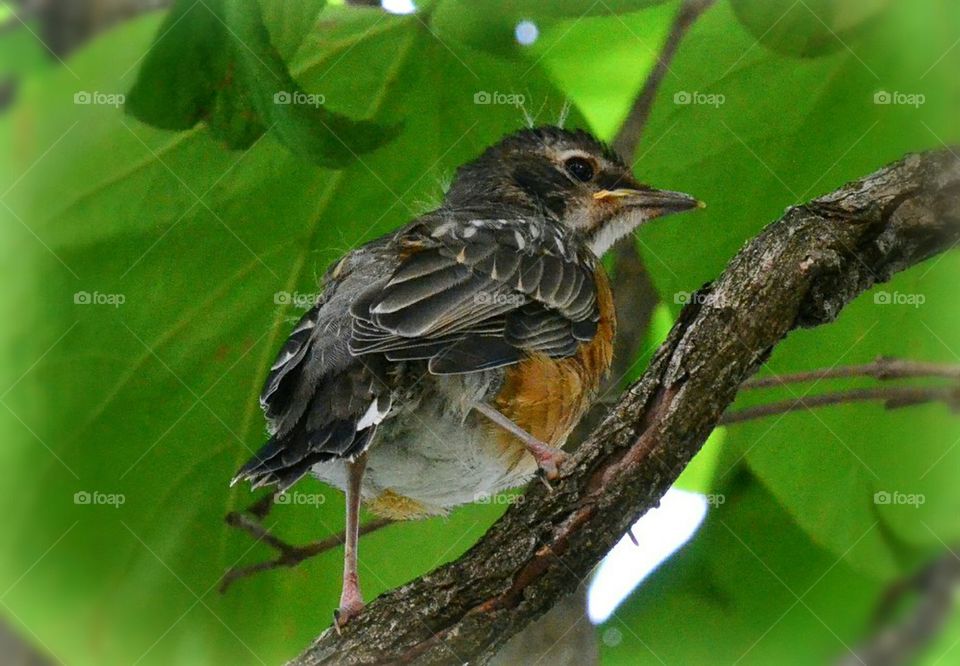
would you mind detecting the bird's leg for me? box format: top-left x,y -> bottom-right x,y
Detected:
334,452 -> 367,632
470,401 -> 568,482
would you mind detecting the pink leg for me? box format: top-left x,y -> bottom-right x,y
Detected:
470,401 -> 568,481
335,453 -> 367,631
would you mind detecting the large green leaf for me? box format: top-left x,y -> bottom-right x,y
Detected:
528,1 -> 678,138
0,5 -> 591,664
729,0 -> 894,57
125,0 -> 398,166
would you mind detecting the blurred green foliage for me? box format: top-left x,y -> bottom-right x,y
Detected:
0,1 -> 958,664
126,0 -> 398,165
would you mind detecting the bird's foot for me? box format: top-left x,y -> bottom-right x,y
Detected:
528,442 -> 568,484
333,599 -> 364,635
333,578 -> 364,634
468,400 -> 568,485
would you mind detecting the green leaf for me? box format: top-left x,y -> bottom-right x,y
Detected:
124,0 -> 229,130
125,0 -> 397,166
0,21 -> 49,83
528,2 -> 677,138
730,0 -> 893,57
260,0 -> 329,60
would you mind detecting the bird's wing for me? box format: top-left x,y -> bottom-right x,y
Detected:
234,245 -> 397,490
348,217 -> 600,374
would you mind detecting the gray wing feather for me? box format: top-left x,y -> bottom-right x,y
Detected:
348,217 -> 599,374
235,245 -> 399,489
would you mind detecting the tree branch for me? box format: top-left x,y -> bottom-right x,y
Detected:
288,149 -> 960,664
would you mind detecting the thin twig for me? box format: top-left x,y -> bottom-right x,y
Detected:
839,549 -> 960,666
742,356 -> 960,389
220,497 -> 393,593
721,385 -> 960,425
612,0 -> 716,158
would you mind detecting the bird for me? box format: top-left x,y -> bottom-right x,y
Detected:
231,125 -> 701,628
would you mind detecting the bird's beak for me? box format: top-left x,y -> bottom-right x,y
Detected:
593,187 -> 704,215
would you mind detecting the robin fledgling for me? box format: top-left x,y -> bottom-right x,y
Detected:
232,126 -> 701,627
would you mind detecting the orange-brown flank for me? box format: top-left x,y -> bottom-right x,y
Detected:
493,266 -> 616,467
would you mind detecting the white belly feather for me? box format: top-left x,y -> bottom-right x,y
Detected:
308,371 -> 537,516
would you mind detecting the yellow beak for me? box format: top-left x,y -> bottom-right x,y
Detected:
593,187 -> 705,212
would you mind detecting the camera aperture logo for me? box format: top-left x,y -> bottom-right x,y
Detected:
74,490 -> 126,508
873,290 -> 925,308
273,491 -> 325,507
74,91 -> 125,108
74,291 -> 126,307
873,490 -> 925,508
673,90 -> 725,108
873,90 -> 925,108
473,91 -> 525,107
273,91 -> 325,107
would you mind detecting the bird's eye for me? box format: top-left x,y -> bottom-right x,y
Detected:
564,156 -> 595,182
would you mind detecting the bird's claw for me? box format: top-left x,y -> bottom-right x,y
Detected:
333,600 -> 364,635
534,448 -> 568,491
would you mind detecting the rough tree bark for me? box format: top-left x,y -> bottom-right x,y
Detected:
289,150 -> 960,665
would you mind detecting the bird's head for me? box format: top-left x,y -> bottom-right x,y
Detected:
444,126 -> 702,256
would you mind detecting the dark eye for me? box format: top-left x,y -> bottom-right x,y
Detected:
564,156 -> 595,182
